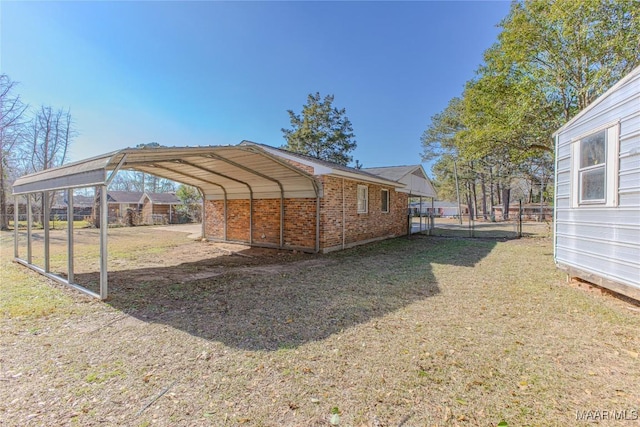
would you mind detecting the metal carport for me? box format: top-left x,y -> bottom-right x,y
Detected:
12,142 -> 321,300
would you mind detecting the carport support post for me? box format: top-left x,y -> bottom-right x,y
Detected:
27,195 -> 32,263
13,195 -> 18,258
43,191 -> 50,273
249,192 -> 253,245
99,185 -> 108,299
67,189 -> 74,284
419,196 -> 423,231
430,197 -> 435,234
280,192 -> 284,248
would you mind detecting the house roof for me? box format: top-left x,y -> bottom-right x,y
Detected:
553,64 -> 640,137
107,191 -> 144,204
243,141 -> 436,196
363,165 -> 417,181
363,165 -> 437,198
141,192 -> 181,204
74,195 -> 95,208
51,193 -> 95,209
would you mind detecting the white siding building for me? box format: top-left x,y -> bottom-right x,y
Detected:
553,65 -> 640,300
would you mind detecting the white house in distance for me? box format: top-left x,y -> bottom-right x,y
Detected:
553,65 -> 640,301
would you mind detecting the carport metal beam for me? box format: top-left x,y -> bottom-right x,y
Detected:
67,189 -> 74,284
13,190 -> 102,300
100,185 -> 108,299
12,160 -> 122,300
27,195 -> 32,263
146,162 -> 229,240
177,159 -> 256,244
205,152 -> 285,248
241,146 -> 322,253
44,191 -> 50,272
13,197 -> 18,258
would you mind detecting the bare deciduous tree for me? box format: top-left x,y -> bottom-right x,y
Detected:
0,74 -> 28,230
24,105 -> 76,223
28,105 -> 74,172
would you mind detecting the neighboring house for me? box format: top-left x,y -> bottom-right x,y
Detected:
410,200 -> 467,218
105,191 -> 144,222
492,203 -> 553,221
47,194 -> 93,220
553,65 -> 640,301
140,192 -> 182,224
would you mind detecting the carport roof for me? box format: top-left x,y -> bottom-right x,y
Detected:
12,143 -> 323,199
12,141 -> 408,198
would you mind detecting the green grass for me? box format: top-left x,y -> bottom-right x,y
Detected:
0,259 -> 77,319
9,220 -> 92,230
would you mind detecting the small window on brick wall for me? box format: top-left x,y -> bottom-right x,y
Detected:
381,189 -> 389,213
357,185 -> 368,213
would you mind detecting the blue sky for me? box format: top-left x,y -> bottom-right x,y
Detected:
1,1 -> 510,173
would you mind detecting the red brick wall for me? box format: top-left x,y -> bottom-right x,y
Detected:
203,176 -> 408,252
251,199 -> 281,245
225,199 -> 250,241
319,176 -> 408,251
204,198 -> 317,249
284,199 -> 317,249
204,200 -> 225,239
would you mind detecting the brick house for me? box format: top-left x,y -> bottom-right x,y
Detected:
106,191 -> 143,222
12,141 -> 437,298
140,192 -> 182,224
204,142 -> 436,253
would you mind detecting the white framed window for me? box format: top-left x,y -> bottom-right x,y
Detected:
381,189 -> 389,213
572,124 -> 619,207
357,185 -> 368,213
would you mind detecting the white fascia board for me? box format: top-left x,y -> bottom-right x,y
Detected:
257,145 -> 333,175
328,170 -> 405,188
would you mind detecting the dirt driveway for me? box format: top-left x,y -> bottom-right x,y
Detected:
151,223 -> 203,239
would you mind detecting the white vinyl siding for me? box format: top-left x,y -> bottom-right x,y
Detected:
357,185 -> 368,213
381,189 -> 389,213
555,65 -> 639,297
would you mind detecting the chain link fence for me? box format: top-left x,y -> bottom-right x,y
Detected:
410,202 -> 553,239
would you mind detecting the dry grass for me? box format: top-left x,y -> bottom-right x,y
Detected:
0,226 -> 639,426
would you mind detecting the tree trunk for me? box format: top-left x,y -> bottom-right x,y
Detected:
0,155 -> 7,230
502,187 -> 511,221
466,183 -> 474,219
92,187 -> 101,228
480,172 -> 488,220
489,167 -> 495,221
472,180 -> 478,220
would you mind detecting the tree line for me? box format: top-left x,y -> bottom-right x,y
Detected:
421,0 -> 640,219
0,76 -> 187,228
0,75 -> 77,229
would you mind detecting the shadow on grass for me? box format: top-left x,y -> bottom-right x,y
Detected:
75,236 -> 497,351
